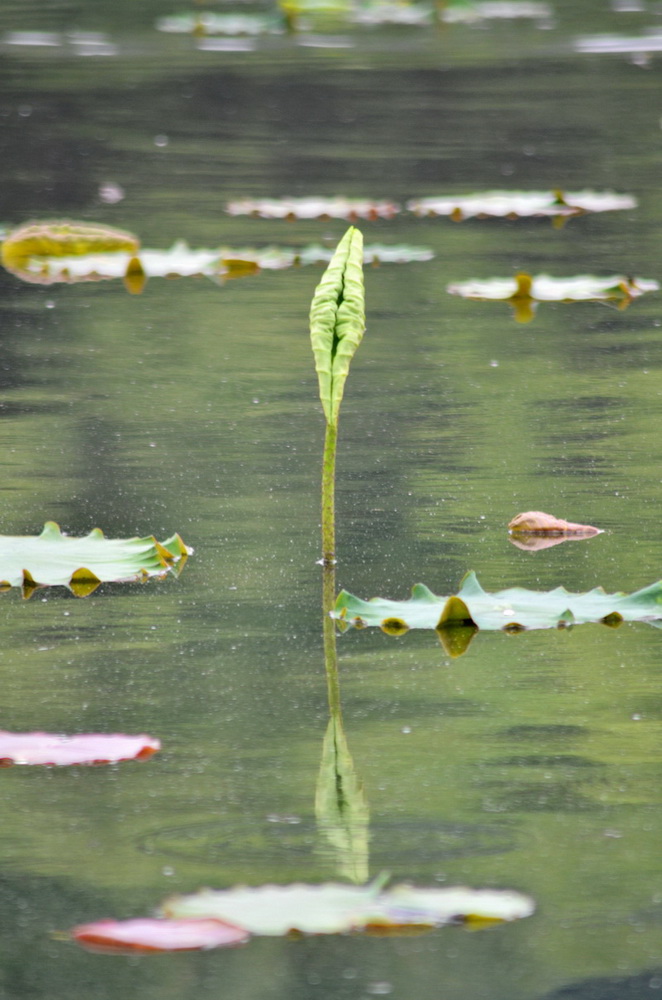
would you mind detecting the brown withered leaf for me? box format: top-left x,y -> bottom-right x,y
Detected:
508,511 -> 602,551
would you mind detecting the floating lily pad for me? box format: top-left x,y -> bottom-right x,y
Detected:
0,521 -> 190,597
350,2 -> 435,26
226,197 -> 401,221
442,1 -> 553,23
71,917 -> 249,953
333,572 -> 662,635
1,221 -> 139,273
156,13 -> 284,35
447,272 -> 658,322
407,190 -> 637,221
0,732 -> 160,766
162,880 -> 534,935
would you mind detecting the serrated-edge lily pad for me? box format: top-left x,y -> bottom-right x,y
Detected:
162,880 -> 534,935
226,197 -> 401,221
333,572 -> 662,633
0,732 -> 160,766
0,522 -> 190,596
407,190 -> 637,221
71,917 -> 249,953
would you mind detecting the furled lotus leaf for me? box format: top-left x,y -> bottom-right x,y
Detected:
0,732 -> 160,766
1,221 -> 139,273
0,522 -> 190,597
162,879 -> 534,935
333,572 -> 662,633
407,190 -> 637,221
447,272 -> 658,322
310,227 -> 365,426
71,917 -> 249,953
226,197 -> 401,221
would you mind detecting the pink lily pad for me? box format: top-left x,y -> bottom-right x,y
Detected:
71,917 -> 249,953
0,732 -> 161,766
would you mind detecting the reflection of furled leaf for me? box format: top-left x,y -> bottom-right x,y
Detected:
447,272 -> 658,322
333,572 -> 662,634
163,880 -> 534,935
72,918 -> 248,953
310,227 -> 365,426
316,715 -> 370,884
226,197 -> 401,220
0,732 -> 160,766
408,190 -> 637,221
0,521 -> 190,597
1,220 -> 139,273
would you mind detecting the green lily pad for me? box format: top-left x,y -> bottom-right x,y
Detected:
333,572 -> 662,635
0,522 -> 190,597
407,189 -> 637,221
162,879 -> 534,935
1,220 -> 139,272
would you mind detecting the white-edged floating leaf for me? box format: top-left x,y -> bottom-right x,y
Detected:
0,521 -> 190,597
226,197 -> 401,221
156,13 -> 284,35
71,917 -> 249,953
442,1 -> 553,23
333,572 -> 662,636
407,189 -> 637,221
447,272 -> 658,322
162,880 -> 534,935
310,226 -> 366,426
350,2 -> 435,26
575,32 -> 662,55
0,732 -> 160,766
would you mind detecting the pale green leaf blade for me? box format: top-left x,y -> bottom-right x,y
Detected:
309,227 -> 365,425
0,522 -> 191,594
333,576 -> 662,632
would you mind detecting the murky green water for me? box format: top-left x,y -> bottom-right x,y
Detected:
1,2 -> 662,998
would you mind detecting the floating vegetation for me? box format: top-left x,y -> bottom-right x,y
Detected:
333,572 -> 662,648
350,2 -> 435,26
407,189 -> 638,221
226,197 -> 401,221
156,13 -> 284,35
441,1 -> 554,23
72,918 -> 249,954
0,522 -> 190,597
575,32 -> 662,55
508,511 -> 603,551
1,234 -> 432,291
161,879 -> 534,936
0,732 -> 161,767
446,272 -> 659,322
1,220 -> 139,272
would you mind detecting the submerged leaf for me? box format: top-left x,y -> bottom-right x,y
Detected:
163,880 -> 534,935
333,572 -> 662,634
0,732 -> 160,766
310,227 -> 366,425
447,272 -> 658,322
0,522 -> 190,596
226,197 -> 401,221
1,220 -> 139,273
407,190 -> 637,221
71,917 -> 248,953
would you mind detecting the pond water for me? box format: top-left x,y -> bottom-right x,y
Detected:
1,1 -> 662,997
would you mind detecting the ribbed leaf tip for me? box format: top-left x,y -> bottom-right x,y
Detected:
309,227 -> 365,426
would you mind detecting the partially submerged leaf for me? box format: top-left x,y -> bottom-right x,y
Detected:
333,572 -> 662,634
447,272 -> 658,322
0,522 -> 190,596
310,227 -> 366,425
162,880 -> 534,935
0,732 -> 160,766
407,190 -> 637,221
1,220 -> 139,273
71,918 -> 248,953
226,197 -> 401,221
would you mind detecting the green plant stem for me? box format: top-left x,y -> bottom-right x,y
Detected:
321,420 -> 337,569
